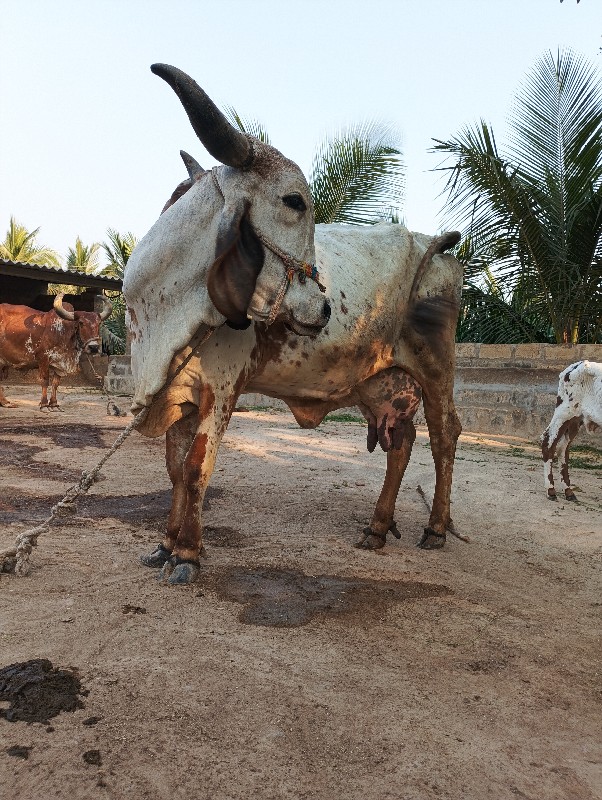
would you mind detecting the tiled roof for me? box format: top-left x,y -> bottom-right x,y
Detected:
0,258 -> 122,290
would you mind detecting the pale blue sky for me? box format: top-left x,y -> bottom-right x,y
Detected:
1,0 -> 600,265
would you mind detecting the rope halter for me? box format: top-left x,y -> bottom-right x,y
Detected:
211,168 -> 326,326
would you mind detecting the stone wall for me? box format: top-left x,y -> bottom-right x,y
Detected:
451,343 -> 602,441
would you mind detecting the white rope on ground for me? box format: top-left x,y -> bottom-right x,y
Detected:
0,407 -> 149,575
0,326 -> 215,577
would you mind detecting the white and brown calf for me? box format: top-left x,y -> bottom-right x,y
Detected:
542,360 -> 602,500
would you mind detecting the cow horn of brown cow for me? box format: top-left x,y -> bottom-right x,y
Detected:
53,293 -> 75,321
98,295 -> 113,320
151,64 -> 254,169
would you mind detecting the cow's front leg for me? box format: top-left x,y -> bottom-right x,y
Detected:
356,421 -> 416,550
47,373 -> 64,411
140,412 -> 198,569
419,384 -> 461,549
161,389 -> 233,585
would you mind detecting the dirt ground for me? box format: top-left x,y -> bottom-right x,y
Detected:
0,387 -> 601,800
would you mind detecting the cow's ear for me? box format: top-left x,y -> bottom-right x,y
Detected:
207,200 -> 264,328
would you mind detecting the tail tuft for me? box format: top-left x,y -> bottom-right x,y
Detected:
408,296 -> 458,337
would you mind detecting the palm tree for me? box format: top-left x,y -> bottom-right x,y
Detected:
98,229 -> 138,354
224,111 -> 404,225
100,229 -> 138,281
0,216 -> 61,266
65,237 -> 101,274
433,48 -> 602,344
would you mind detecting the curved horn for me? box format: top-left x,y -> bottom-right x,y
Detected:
53,293 -> 75,321
151,64 -> 254,169
180,150 -> 205,181
98,295 -> 113,321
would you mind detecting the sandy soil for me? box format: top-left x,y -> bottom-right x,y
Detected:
0,388 -> 601,800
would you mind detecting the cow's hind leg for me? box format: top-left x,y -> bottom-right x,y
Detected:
356,421 -> 416,550
38,362 -> 51,411
541,412 -> 579,501
140,411 -> 198,568
419,384 -> 461,549
558,417 -> 581,501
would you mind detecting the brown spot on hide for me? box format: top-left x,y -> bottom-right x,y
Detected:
564,362 -> 582,381
198,384 -> 215,421
340,291 -> 346,299
556,395 -> 562,407
340,303 -> 348,315
560,460 -> 570,486
541,430 -> 551,461
185,433 -> 208,483
392,395 -> 411,412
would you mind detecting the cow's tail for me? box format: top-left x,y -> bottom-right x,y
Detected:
406,231 -> 461,337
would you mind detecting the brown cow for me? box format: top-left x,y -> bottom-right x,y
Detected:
0,293 -> 112,410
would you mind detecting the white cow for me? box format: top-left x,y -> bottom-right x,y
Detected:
125,66 -> 464,586
542,360 -> 602,500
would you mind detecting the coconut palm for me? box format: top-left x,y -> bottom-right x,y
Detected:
433,48 -> 602,344
225,111 -> 404,225
100,229 -> 138,281
0,216 -> 61,266
66,237 -> 101,274
98,229 -> 137,354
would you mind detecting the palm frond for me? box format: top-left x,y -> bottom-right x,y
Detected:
223,106 -> 272,144
310,122 -> 404,225
1,216 -> 61,267
66,237 -> 101,273
100,229 -> 138,280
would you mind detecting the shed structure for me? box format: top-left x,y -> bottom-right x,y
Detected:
0,258 -> 122,311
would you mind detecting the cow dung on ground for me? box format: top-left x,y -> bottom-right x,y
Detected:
0,390 -> 600,800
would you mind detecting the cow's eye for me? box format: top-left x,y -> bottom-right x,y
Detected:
283,193 -> 307,212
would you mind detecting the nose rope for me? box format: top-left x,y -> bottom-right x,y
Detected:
210,169 -> 326,326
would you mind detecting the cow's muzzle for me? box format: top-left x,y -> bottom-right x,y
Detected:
84,339 -> 101,354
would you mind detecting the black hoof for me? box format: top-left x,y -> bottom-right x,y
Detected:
418,528 -> 446,549
566,493 -> 577,502
547,493 -> 558,501
140,544 -> 172,568
167,562 -> 201,585
159,556 -> 201,585
354,526 -> 387,550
